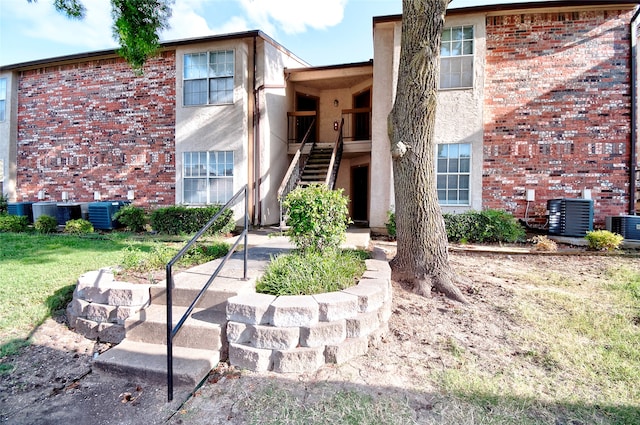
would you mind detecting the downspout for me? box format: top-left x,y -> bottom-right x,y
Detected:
253,34 -> 262,226
631,6 -> 639,215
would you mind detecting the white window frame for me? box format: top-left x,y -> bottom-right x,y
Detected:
183,50 -> 234,106
437,143 -> 471,206
0,78 -> 6,122
183,151 -> 234,204
439,25 -> 474,89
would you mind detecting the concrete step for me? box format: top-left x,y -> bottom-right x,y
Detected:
93,339 -> 218,386
125,304 -> 225,350
150,266 -> 258,309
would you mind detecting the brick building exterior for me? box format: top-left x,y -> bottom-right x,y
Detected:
483,8 -> 634,224
1,1 -> 638,231
16,53 -> 176,207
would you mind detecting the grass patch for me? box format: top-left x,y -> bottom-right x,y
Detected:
244,384 -> 414,425
0,232 -> 228,374
436,262 -> 640,425
255,249 -> 367,296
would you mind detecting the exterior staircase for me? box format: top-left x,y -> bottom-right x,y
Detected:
298,143 -> 334,187
93,259 -> 257,387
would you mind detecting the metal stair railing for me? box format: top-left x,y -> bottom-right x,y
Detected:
277,117 -> 317,228
166,185 -> 249,402
325,118 -> 344,189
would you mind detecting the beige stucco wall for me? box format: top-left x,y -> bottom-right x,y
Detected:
175,38 -> 251,216
0,71 -> 17,200
258,39 -> 308,225
370,14 -> 486,232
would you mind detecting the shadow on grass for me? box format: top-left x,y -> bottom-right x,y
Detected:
0,284 -> 76,373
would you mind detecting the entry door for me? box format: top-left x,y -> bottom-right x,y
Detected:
353,89 -> 371,141
351,165 -> 369,224
296,93 -> 318,143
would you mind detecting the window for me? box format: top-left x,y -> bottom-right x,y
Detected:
0,78 -> 6,121
183,50 -> 234,106
183,151 -> 234,204
437,143 -> 470,205
440,26 -> 473,89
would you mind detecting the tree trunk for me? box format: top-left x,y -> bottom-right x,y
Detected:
388,0 -> 467,303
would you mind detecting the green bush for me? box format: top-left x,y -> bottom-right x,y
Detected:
585,230 -> 624,251
283,184 -> 351,253
34,215 -> 58,234
64,219 -> 94,235
179,241 -> 230,266
0,214 -> 29,233
444,209 -> 525,243
0,193 -> 7,215
256,250 -> 367,296
149,205 -> 234,235
113,205 -> 147,232
385,209 -> 396,239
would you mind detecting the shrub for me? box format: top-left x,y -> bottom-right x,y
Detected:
34,215 -> 58,234
585,230 -> 624,251
120,243 -> 176,272
444,209 -> 525,243
0,214 -> 29,233
0,193 -> 7,215
64,219 -> 94,235
149,205 -> 234,235
256,250 -> 367,296
180,241 -> 230,266
283,184 -> 351,253
385,209 -> 396,239
531,235 -> 558,252
113,205 -> 147,232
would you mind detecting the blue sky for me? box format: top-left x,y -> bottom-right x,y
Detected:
0,0 -> 540,67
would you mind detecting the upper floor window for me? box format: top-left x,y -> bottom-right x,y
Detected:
440,26 -> 473,89
437,143 -> 471,205
183,50 -> 234,106
0,78 -> 6,121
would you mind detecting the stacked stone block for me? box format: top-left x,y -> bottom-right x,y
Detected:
226,259 -> 392,373
66,269 -> 150,343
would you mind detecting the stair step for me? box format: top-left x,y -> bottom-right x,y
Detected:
126,304 -> 225,350
150,267 -> 258,309
94,340 -> 218,386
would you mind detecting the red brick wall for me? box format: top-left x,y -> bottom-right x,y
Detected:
16,52 -> 176,207
483,9 -> 633,227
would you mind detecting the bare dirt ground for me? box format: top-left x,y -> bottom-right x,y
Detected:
1,243 -> 638,424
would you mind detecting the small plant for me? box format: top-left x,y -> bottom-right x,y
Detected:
64,219 -> 94,235
0,193 -> 8,215
283,184 -> 351,253
34,215 -> 58,234
585,230 -> 624,251
256,249 -> 367,296
531,235 -> 558,252
0,214 -> 29,233
113,205 -> 147,232
385,209 -> 396,240
120,243 -> 175,272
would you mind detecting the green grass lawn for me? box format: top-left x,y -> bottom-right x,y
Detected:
0,233 -> 147,356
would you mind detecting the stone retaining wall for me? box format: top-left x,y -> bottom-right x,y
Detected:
66,269 -> 150,344
225,259 -> 392,373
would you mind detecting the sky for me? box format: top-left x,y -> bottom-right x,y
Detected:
0,0 -> 543,68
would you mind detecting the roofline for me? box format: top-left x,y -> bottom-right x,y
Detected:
0,29 -> 306,71
285,59 -> 373,74
373,1 -> 640,24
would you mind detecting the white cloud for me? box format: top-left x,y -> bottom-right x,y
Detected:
163,0 -> 250,41
238,0 -> 347,35
6,0 -> 116,50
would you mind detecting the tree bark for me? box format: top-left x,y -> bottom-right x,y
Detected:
388,0 -> 467,303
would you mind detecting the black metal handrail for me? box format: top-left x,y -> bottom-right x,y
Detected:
278,117 -> 317,228
166,185 -> 249,401
325,118 -> 344,189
